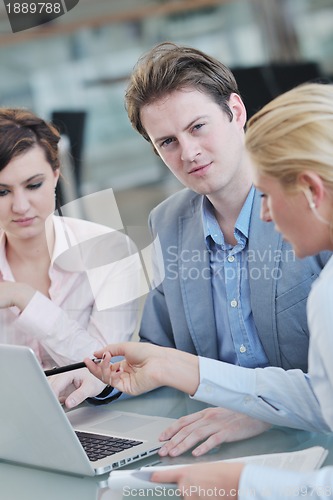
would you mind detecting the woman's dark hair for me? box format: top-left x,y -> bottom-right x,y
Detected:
0,108 -> 60,172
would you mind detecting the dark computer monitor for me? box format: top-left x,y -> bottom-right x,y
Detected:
52,110 -> 86,196
232,61 -> 325,119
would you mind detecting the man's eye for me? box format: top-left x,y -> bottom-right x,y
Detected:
0,189 -> 9,197
161,138 -> 174,147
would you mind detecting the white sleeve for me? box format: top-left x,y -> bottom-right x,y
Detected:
239,464 -> 333,500
14,293 -> 139,366
192,357 -> 330,432
14,253 -> 142,366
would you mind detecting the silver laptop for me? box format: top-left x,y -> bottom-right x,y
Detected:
0,345 -> 175,476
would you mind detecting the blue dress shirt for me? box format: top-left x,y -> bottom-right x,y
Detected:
202,187 -> 269,368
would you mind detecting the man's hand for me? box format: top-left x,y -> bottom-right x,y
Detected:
49,368 -> 106,409
158,407 -> 272,457
151,461 -> 245,499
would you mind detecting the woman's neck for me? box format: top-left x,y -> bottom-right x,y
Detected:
5,223 -> 55,269
5,227 -> 55,297
7,238 -> 47,265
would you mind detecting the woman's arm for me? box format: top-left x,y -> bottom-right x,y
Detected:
12,246 -> 141,366
150,462 -> 333,500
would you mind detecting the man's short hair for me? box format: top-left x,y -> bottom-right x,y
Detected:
125,42 -> 240,143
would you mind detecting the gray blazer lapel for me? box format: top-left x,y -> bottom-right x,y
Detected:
248,191 -> 282,365
178,196 -> 219,359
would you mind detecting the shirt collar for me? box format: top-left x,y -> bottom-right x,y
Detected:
0,216 -> 74,277
49,215 -> 93,271
236,185 -> 255,238
50,215 -> 118,273
0,232 -> 13,280
202,186 -> 255,247
50,214 -> 76,265
0,215 -> 117,278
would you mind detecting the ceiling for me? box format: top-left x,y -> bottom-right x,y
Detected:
0,0 -> 229,44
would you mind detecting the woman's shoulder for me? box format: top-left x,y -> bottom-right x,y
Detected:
53,215 -> 136,259
316,255 -> 333,286
54,215 -> 115,238
308,255 -> 333,313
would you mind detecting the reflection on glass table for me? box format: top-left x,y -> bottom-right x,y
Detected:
1,386 -> 333,500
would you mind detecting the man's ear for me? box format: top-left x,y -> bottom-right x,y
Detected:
228,93 -> 247,129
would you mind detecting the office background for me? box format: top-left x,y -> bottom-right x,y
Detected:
0,0 -> 332,226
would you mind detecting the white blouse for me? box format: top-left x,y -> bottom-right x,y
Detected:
0,215 -> 142,368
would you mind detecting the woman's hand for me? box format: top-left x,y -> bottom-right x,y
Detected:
0,279 -> 35,310
151,461 -> 245,499
49,368 -> 107,409
85,342 -> 168,396
84,342 -> 200,397
158,408 -> 272,457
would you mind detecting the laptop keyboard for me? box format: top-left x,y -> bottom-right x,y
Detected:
76,431 -> 143,462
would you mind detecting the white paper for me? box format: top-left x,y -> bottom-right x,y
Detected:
222,445 -> 328,471
108,446 -> 328,490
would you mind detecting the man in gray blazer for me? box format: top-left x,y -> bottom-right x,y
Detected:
125,41 -> 329,455
141,188 -> 325,372
126,42 -> 328,373
51,42 -> 329,455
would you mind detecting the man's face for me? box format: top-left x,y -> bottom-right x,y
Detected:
140,88 -> 249,199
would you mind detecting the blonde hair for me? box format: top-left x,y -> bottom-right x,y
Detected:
245,83 -> 333,193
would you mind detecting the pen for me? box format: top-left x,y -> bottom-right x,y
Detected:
44,358 -> 102,377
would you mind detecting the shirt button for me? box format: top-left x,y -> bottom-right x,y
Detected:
240,344 -> 247,353
230,299 -> 238,308
227,255 -> 235,262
